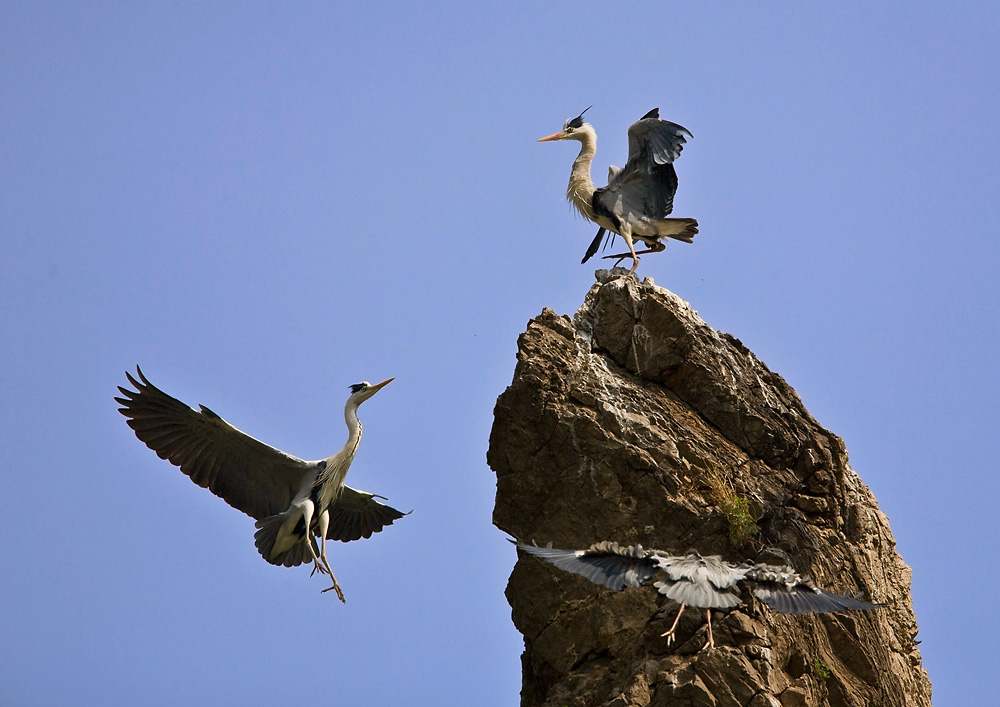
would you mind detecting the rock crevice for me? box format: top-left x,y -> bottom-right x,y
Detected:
489,271 -> 930,707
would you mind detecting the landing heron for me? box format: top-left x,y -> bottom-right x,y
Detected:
116,367 -> 405,601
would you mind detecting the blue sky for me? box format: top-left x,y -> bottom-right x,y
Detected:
2,3 -> 997,704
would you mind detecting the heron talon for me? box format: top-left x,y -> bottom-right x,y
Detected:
321,583 -> 347,602
600,252 -> 630,263
310,559 -> 330,577
599,252 -> 638,273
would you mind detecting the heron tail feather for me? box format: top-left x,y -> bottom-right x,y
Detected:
253,515 -> 312,568
653,217 -> 698,243
582,228 -> 611,263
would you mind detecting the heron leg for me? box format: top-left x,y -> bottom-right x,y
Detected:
304,532 -> 327,575
660,603 -> 687,645
320,571 -> 346,602
698,609 -> 716,653
316,509 -> 330,577
308,536 -> 327,577
601,240 -> 665,266
625,233 -> 640,274
598,228 -> 640,273
635,241 -> 666,256
606,253 -> 631,268
314,510 -> 345,602
300,501 -> 327,575
308,510 -> 327,577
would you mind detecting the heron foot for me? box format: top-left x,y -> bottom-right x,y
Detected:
660,603 -> 686,646
316,550 -> 345,602
600,252 -> 640,274
321,579 -> 346,603
309,560 -> 330,578
601,252 -> 631,265
601,241 -> 663,272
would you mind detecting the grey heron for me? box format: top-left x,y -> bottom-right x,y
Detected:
116,367 -> 404,602
517,541 -> 880,650
538,107 -> 699,275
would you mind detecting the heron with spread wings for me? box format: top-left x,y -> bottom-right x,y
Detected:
116,367 -> 405,602
517,541 -> 880,650
539,107 -> 698,274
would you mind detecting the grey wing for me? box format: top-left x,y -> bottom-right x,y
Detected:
593,165 -> 680,228
625,108 -> 692,169
517,541 -> 659,590
326,486 -> 408,542
116,367 -> 310,521
592,110 -> 691,228
753,586 -> 881,614
744,564 -> 882,614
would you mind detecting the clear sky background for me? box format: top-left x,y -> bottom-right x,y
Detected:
2,3 -> 996,705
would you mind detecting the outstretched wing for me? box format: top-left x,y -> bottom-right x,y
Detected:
326,486 -> 408,542
753,586 -> 882,615
744,564 -> 882,614
593,109 -> 692,232
116,367 -> 310,521
516,540 -> 659,591
625,108 -> 692,170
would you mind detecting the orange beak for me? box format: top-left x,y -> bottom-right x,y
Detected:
537,131 -> 567,142
369,377 -> 394,392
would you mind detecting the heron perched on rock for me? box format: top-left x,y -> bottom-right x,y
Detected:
116,367 -> 405,602
538,107 -> 699,274
516,541 -> 880,650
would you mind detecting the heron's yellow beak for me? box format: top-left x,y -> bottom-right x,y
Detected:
369,377 -> 394,392
537,131 -> 567,142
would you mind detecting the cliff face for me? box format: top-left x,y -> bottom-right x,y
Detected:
488,272 -> 931,707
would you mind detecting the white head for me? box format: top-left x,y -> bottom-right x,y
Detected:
538,106 -> 595,143
347,378 -> 393,407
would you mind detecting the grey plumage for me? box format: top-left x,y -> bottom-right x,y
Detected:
116,367 -> 404,599
654,553 -> 745,610
516,541 -> 659,590
516,541 -> 880,649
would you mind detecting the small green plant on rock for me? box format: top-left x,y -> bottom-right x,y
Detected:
699,460 -> 760,548
811,657 -> 831,681
722,494 -> 757,546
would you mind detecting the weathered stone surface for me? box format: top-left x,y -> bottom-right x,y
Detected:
488,270 -> 931,707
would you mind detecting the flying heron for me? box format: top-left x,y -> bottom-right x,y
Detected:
517,541 -> 880,650
538,107 -> 699,274
116,367 -> 405,602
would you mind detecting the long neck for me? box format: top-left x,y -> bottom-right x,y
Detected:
567,128 -> 597,221
316,401 -> 362,502
341,402 -> 363,464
